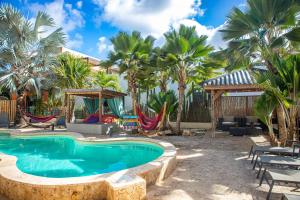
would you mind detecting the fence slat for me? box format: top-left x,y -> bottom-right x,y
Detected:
0,100 -> 16,122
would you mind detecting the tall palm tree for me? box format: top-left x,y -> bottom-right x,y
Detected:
108,31 -> 155,114
54,53 -> 92,89
0,4 -> 65,99
93,71 -> 121,91
164,25 -> 213,134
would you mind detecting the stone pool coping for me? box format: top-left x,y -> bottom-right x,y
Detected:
0,130 -> 177,200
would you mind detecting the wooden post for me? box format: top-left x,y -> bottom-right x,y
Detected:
211,90 -> 215,138
211,90 -> 224,138
65,94 -> 70,123
98,92 -> 102,123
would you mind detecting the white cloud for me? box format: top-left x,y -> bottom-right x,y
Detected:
175,19 -> 227,50
97,36 -> 113,59
67,33 -> 83,49
76,1 -> 83,9
92,0 -> 226,51
92,0 -> 203,37
29,0 -> 85,49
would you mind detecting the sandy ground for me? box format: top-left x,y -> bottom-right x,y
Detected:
146,132 -> 300,200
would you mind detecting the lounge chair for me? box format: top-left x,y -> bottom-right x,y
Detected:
260,169 -> 300,200
0,112 -> 9,128
249,144 -> 300,164
282,194 -> 300,200
254,155 -> 300,178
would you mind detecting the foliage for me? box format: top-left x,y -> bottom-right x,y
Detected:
163,24 -> 213,133
0,4 -> 65,97
219,0 -> 300,71
108,31 -> 155,114
147,90 -> 178,117
93,71 -> 121,91
53,53 -> 92,89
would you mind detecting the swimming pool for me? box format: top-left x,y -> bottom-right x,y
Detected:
0,134 -> 164,178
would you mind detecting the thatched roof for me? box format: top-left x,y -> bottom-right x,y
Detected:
64,88 -> 127,98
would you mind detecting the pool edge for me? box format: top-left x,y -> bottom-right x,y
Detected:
0,131 -> 177,200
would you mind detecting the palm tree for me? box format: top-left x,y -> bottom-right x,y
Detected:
0,4 -> 65,99
220,0 -> 300,142
164,25 -> 213,134
220,0 -> 300,71
53,53 -> 92,89
108,31 -> 155,114
93,71 -> 121,91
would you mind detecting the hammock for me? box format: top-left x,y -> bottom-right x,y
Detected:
136,105 -> 164,131
18,109 -> 55,130
23,111 -> 56,123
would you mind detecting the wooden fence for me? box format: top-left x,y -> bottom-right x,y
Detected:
219,96 -> 258,117
0,100 -> 17,122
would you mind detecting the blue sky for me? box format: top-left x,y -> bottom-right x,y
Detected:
3,0 -> 245,59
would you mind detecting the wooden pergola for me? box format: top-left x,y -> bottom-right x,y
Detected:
203,70 -> 262,137
64,88 -> 127,123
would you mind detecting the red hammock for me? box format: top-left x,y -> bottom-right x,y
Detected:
136,106 -> 164,130
24,112 -> 56,123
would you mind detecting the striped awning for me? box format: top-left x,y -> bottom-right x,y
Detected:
202,70 -> 256,87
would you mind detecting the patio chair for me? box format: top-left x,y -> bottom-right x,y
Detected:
282,194 -> 300,200
249,143 -> 300,164
254,155 -> 300,178
0,112 -> 9,128
260,169 -> 300,200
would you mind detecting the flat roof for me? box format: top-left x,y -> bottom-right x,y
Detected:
64,88 -> 127,98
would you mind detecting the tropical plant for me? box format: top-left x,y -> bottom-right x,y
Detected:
0,4 -> 65,99
163,25 -> 213,134
255,54 -> 300,142
93,71 -> 121,91
254,93 -> 279,145
53,53 -> 92,89
108,31 -> 155,114
147,90 -> 178,130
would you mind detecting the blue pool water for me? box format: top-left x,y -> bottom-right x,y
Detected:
0,134 -> 163,178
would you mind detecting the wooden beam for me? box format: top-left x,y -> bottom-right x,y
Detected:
98,92 -> 102,123
213,90 -> 224,102
204,84 -> 261,92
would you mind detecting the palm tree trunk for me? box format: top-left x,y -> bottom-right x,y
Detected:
131,84 -> 137,115
267,118 -> 279,146
277,106 -> 288,143
288,106 -> 298,141
176,83 -> 184,134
